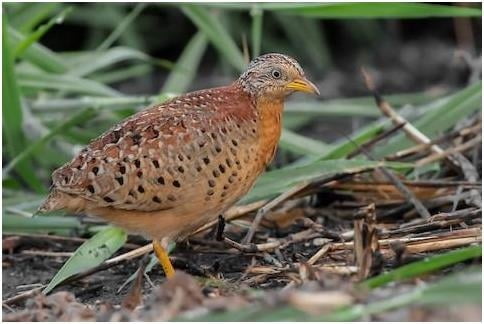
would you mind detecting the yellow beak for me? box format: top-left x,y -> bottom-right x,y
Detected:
286,77 -> 320,95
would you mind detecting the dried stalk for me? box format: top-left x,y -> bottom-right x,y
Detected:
307,243 -> 332,265
242,181 -> 309,244
191,200 -> 267,236
347,122 -> 406,158
361,68 -> 450,158
386,122 -> 481,160
21,250 -> 73,257
415,135 -> 481,166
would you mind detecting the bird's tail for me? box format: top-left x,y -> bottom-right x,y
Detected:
36,189 -> 67,215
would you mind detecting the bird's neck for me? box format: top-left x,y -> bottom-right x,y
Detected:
230,81 -> 284,166
255,96 -> 284,166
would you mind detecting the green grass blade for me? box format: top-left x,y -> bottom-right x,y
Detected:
183,262 -> 481,321
199,3 -> 481,18
3,214 -> 82,233
250,5 -> 263,58
17,71 -> 122,96
30,95 -> 158,112
289,87 -> 454,164
285,89 -> 447,118
413,266 -> 481,305
241,159 -> 410,204
277,3 -> 482,18
14,7 -> 72,58
91,63 -> 152,84
359,245 -> 482,290
316,120 -> 388,161
66,47 -> 170,78
161,31 -> 208,94
65,4 -> 145,50
181,4 -> 246,72
324,266 -> 481,321
195,3 -> 316,11
283,115 -> 313,130
3,108 -> 97,176
7,25 -> 68,73
279,128 -> 331,156
274,14 -> 329,71
3,15 -> 44,193
96,3 -> 147,51
285,100 -> 381,117
375,82 -> 482,157
43,227 -> 127,294
3,188 -> 44,206
67,47 -> 173,77
8,2 -> 62,33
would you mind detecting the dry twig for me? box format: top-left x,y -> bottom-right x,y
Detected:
242,182 -> 310,244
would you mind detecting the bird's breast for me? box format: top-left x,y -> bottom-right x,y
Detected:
256,99 -> 284,166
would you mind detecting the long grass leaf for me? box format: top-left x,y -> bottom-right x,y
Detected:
3,108 -> 97,176
3,214 -> 82,233
7,25 -> 68,73
273,14 -> 329,70
324,266 -> 481,321
43,227 -> 127,294
375,82 -> 482,157
66,46 -> 171,78
286,101 -> 381,117
279,128 -> 331,156
91,63 -> 152,84
359,245 -> 482,290
17,71 -> 122,96
96,3 -> 147,51
199,3 -> 481,18
14,7 -> 72,58
2,15 -> 44,193
283,115 -> 313,130
250,5 -> 263,58
276,3 -> 482,18
161,31 -> 208,93
285,90 -> 446,118
181,4 -> 246,72
64,4 -> 144,50
9,2 -> 62,33
316,121 -> 388,161
241,159 -> 410,204
31,95 -> 158,112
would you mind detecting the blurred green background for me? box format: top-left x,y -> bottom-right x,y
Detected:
2,3 -> 482,318
2,2 -> 481,231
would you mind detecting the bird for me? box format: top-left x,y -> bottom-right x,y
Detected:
38,53 -> 319,278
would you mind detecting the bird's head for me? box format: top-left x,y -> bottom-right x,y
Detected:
237,53 -> 320,100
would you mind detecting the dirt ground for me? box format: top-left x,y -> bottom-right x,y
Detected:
2,221 -> 481,321
2,232 -> 258,309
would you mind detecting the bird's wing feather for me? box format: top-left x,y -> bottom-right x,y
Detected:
51,85 -> 257,212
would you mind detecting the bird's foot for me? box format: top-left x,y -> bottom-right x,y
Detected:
152,239 -> 175,278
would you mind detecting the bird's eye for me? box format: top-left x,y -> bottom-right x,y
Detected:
271,69 -> 281,79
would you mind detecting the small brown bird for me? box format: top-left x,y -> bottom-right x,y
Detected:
38,53 -> 319,277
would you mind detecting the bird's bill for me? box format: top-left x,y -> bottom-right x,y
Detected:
286,77 -> 320,95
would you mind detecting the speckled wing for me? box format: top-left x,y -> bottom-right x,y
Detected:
51,85 -> 259,212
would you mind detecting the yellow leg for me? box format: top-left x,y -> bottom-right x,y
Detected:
152,239 -> 175,278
